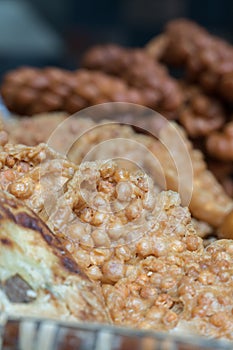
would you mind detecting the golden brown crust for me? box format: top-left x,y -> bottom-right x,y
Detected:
0,191 -> 84,276
0,190 -> 109,323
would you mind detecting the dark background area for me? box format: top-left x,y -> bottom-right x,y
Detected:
0,0 -> 232,78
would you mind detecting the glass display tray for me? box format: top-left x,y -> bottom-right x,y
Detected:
0,314 -> 232,350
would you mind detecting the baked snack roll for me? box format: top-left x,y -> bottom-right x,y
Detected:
82,44 -> 182,117
146,19 -> 233,103
0,64 -> 180,117
0,67 -> 145,115
177,82 -> 227,138
0,190 -> 109,323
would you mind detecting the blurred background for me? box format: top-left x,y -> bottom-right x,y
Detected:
0,0 -> 232,78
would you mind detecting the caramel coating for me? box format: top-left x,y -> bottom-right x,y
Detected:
104,238 -> 233,339
0,143 -> 76,219
5,115 -> 233,230
206,122 -> 233,161
1,143 -> 233,339
67,119 -> 233,229
0,143 -> 197,282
